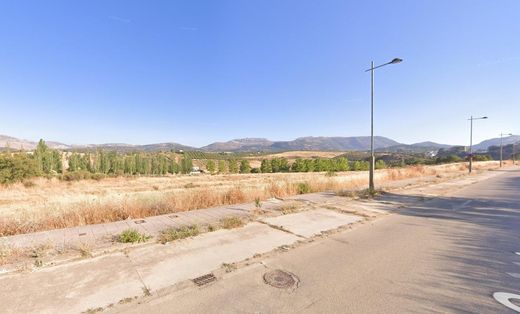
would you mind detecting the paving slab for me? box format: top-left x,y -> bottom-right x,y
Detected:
261,209 -> 362,238
128,222 -> 300,292
0,254 -> 144,314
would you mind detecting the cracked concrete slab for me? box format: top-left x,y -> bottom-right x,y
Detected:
261,209 -> 362,238
127,222 -> 300,292
0,254 -> 144,314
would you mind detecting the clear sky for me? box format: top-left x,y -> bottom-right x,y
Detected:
0,0 -> 519,147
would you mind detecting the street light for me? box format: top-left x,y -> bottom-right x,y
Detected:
468,115 -> 488,173
365,58 -> 403,191
500,133 -> 513,167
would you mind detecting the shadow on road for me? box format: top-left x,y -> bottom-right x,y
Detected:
377,171 -> 520,313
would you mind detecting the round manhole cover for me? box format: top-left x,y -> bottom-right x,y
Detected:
263,269 -> 299,289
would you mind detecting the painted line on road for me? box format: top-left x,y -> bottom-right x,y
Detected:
452,200 -> 472,210
506,272 -> 520,279
493,292 -> 520,313
515,252 -> 520,256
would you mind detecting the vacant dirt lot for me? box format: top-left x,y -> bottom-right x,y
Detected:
0,161 -> 501,236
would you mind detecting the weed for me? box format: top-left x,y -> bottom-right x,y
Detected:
220,217 -> 244,229
325,171 -> 337,177
22,180 -> 36,188
296,182 -> 311,194
336,190 -> 356,198
34,259 -> 43,267
222,262 -> 237,273
83,307 -> 104,314
279,203 -> 300,215
142,286 -> 152,296
152,185 -> 159,191
254,197 -> 262,209
118,297 -> 134,304
183,183 -> 199,189
117,229 -> 151,244
78,243 -> 93,258
159,225 -> 199,244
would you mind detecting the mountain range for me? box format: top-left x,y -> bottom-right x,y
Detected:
0,134 -> 517,153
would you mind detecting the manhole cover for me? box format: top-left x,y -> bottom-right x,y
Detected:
263,270 -> 299,289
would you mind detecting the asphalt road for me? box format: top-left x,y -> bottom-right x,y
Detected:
125,169 -> 520,313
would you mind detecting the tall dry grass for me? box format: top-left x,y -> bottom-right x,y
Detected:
0,161 -> 501,236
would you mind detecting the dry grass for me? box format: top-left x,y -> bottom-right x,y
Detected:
159,225 -> 200,244
220,217 -> 245,229
0,161 -> 501,236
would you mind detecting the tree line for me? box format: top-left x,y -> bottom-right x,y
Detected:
0,139 -> 391,184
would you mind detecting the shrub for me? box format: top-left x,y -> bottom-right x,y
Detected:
296,182 -> 311,194
0,154 -> 39,184
117,229 -> 151,243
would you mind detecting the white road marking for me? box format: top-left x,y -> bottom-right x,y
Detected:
516,252 -> 520,256
493,292 -> 520,312
452,200 -> 472,210
514,262 -> 520,267
507,272 -> 520,279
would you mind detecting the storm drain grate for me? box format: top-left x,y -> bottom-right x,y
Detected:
192,273 -> 217,286
134,219 -> 146,224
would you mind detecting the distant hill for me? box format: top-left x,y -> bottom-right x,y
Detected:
378,141 -> 453,153
200,138 -> 273,152
3,133 -> 514,154
473,135 -> 520,151
76,142 -> 196,153
410,141 -> 452,149
0,135 -> 69,150
201,136 -> 401,152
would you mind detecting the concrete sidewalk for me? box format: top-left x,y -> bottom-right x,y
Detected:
0,209 -> 363,314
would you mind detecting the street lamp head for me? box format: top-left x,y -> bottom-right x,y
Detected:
389,58 -> 403,64
482,116 -> 488,119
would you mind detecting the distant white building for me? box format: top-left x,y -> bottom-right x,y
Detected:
190,166 -> 201,175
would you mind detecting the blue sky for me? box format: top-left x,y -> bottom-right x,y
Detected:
0,0 -> 519,147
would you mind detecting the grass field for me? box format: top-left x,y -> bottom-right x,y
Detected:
0,161 -> 501,236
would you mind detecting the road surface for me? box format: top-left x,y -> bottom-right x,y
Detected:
123,169 -> 520,313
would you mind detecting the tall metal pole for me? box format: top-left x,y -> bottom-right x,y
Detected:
500,133 -> 504,167
469,116 -> 473,173
513,142 -> 516,165
369,61 -> 375,191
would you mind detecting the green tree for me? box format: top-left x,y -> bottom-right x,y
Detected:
279,158 -> 290,172
375,159 -> 387,169
218,160 -> 227,173
335,157 -> 349,171
206,160 -> 216,173
271,158 -> 281,172
260,159 -> 272,173
291,158 -> 306,172
180,158 -> 193,174
228,159 -> 239,173
240,160 -> 251,173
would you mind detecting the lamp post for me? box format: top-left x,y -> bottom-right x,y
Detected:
365,58 -> 403,191
500,133 -> 512,167
468,115 -> 488,173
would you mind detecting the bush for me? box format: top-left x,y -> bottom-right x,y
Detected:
0,154 -> 39,184
296,182 -> 311,194
117,229 -> 151,243
61,170 -> 92,181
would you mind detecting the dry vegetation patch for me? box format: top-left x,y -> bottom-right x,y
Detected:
0,161 -> 500,236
